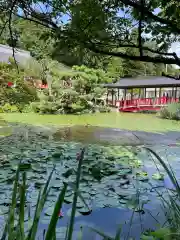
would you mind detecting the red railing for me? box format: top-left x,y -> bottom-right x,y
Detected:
108,97 -> 179,108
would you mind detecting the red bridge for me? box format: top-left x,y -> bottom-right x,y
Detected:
112,97 -> 179,112
104,76 -> 180,112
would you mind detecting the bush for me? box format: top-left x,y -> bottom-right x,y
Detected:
97,105 -> 111,113
1,103 -> 19,113
159,103 -> 180,120
22,104 -> 33,113
31,102 -> 40,113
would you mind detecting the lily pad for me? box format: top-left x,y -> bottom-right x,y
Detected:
34,180 -> 46,188
78,206 -> 92,215
45,206 -> 55,216
152,173 -> 164,180
64,195 -> 74,204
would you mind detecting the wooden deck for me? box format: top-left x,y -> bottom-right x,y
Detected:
108,97 -> 179,112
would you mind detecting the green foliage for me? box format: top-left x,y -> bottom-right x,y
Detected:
29,65 -> 110,114
0,103 -> 19,113
160,103 -> 180,120
0,61 -> 38,110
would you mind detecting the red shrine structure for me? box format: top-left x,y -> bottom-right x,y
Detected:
104,76 -> 180,112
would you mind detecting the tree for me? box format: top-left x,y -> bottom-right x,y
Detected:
1,0 -> 180,77
1,0 -> 180,65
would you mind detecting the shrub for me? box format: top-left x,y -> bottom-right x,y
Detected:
31,102 -> 40,113
159,103 -> 180,120
97,105 -> 111,113
22,104 -> 33,113
1,103 -> 19,113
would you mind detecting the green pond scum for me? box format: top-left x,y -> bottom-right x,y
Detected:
1,112 -> 180,132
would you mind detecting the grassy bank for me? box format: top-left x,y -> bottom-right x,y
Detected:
0,112 -> 180,132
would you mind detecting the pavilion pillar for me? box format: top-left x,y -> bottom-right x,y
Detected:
131,89 -> 133,101
111,89 -> 113,106
106,89 -> 109,104
171,87 -> 174,103
155,88 -> 157,98
123,89 -> 127,108
159,88 -> 162,104
175,87 -> 177,101
118,88 -> 120,100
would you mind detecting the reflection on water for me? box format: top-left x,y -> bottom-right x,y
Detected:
53,125 -> 141,146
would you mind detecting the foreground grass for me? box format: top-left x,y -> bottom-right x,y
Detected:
0,112 -> 180,132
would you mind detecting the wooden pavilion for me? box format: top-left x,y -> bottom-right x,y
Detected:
104,76 -> 180,112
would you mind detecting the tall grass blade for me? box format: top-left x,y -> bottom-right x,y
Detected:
144,147 -> 180,196
115,225 -> 121,240
45,183 -> 67,240
27,168 -> 54,240
88,227 -> 114,240
26,190 -> 42,240
68,183 -> 90,211
19,172 -> 26,239
8,166 -> 20,240
66,148 -> 85,240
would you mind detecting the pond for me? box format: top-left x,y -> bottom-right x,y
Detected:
0,120 -> 180,239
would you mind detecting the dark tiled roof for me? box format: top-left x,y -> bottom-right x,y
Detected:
104,76 -> 180,89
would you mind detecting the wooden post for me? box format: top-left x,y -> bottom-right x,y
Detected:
106,89 -> 109,104
155,88 -> 157,97
131,89 -> 133,101
175,87 -> 177,101
144,88 -> 147,98
171,87 -> 174,103
111,89 -> 113,106
118,88 -> 120,100
123,89 -> 127,108
159,88 -> 162,105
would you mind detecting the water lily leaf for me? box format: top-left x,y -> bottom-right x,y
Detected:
78,206 -> 92,215
116,189 -> 136,199
118,169 -> 132,175
64,195 -> 74,204
89,190 -> 96,196
62,169 -> 74,178
0,205 -> 9,214
34,180 -> 46,188
19,163 -> 31,170
45,206 -> 55,216
76,202 -> 84,209
152,173 -> 164,180
136,171 -> 148,177
52,152 -> 63,158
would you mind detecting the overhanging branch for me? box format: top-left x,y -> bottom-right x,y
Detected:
119,0 -> 180,34
88,45 -> 180,66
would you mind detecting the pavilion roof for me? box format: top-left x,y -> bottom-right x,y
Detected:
104,76 -> 180,89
